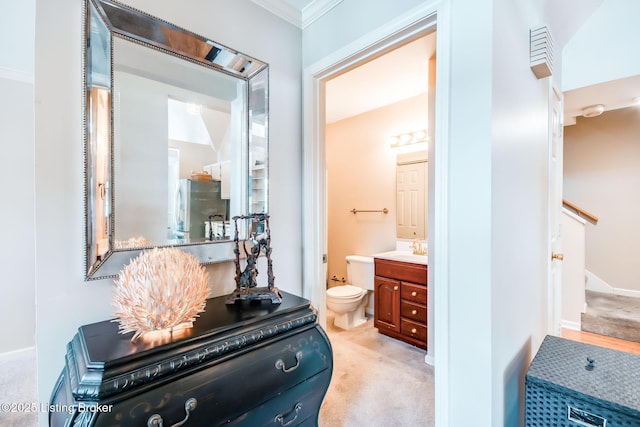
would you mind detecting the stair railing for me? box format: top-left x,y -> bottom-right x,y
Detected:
562,199 -> 598,225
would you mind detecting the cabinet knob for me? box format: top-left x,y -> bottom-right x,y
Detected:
411,309 -> 418,315
411,328 -> 417,334
394,286 -> 399,291
411,291 -> 417,297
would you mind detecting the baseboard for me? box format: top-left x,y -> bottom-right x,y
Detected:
585,270 -> 640,298
0,346 -> 36,363
560,320 -> 581,331
424,353 -> 434,366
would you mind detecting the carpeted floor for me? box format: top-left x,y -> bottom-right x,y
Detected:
0,348 -> 38,427
0,312 -> 435,427
318,311 -> 435,427
582,290 -> 640,343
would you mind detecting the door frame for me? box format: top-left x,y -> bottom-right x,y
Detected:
302,1 -> 452,425
548,84 -> 564,335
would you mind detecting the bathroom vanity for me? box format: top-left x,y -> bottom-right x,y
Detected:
373,255 -> 427,349
49,292 -> 333,427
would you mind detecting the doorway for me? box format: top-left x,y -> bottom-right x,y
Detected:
300,0 -> 452,406
324,33 -> 434,323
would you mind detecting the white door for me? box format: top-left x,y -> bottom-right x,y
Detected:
548,85 -> 564,335
396,162 -> 427,239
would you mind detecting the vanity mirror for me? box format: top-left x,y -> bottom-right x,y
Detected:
84,0 -> 269,280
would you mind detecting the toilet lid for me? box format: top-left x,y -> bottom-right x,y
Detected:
327,285 -> 364,298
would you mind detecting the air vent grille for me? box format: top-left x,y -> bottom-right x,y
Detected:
530,26 -> 553,79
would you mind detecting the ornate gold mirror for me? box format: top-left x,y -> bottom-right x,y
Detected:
84,0 -> 268,279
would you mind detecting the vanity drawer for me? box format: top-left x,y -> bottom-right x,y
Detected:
375,259 -> 427,285
401,319 -> 427,343
226,369 -> 331,426
401,282 -> 427,304
401,301 -> 427,323
93,326 -> 331,427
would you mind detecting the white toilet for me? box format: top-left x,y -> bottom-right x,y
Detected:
326,255 -> 374,330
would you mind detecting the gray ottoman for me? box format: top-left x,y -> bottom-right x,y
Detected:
525,335 -> 640,426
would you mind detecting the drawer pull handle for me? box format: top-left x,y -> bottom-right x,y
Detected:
275,351 -> 303,373
275,402 -> 302,426
147,397 -> 197,427
394,286 -> 399,291
411,328 -> 417,334
411,291 -> 417,297
411,309 -> 418,315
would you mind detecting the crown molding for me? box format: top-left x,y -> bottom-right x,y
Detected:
251,0 -> 342,29
301,0 -> 342,29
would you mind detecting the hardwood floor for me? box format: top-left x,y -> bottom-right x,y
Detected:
561,328 -> 640,355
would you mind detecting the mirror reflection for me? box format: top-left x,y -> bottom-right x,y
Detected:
84,0 -> 268,280
112,37 -> 242,248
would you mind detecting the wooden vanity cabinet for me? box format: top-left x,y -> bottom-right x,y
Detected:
49,292 -> 332,427
374,258 -> 427,349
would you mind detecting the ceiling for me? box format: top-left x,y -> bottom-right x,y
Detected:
253,0 -> 639,126
564,75 -> 640,125
325,34 -> 436,124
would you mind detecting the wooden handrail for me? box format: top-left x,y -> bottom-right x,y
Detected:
562,199 -> 598,224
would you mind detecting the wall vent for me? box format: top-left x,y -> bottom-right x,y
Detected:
530,26 -> 553,79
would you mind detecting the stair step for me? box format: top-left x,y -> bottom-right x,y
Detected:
582,291 -> 640,344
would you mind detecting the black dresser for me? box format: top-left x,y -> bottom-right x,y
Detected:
49,291 -> 333,427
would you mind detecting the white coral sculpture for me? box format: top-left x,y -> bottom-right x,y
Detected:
112,247 -> 210,341
113,236 -> 151,249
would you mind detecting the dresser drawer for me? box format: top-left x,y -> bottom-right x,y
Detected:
401,319 -> 427,343
375,258 -> 427,285
93,326 -> 331,427
401,301 -> 427,323
226,369 -> 331,426
401,282 -> 427,304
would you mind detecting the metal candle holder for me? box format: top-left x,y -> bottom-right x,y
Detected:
226,213 -> 282,304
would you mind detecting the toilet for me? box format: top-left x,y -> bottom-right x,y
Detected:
326,255 -> 374,330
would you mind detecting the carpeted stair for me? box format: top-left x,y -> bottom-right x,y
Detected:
581,290 -> 640,343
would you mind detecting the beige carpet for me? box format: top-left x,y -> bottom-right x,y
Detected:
582,290 -> 640,343
0,348 -> 38,427
318,311 -> 435,427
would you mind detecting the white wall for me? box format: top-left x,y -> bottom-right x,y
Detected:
490,1 -> 552,424
562,0 -> 640,91
34,1 -> 302,425
302,0 -> 426,68
560,209 -> 586,328
0,0 -> 36,354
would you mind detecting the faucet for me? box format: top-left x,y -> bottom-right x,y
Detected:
411,234 -> 427,255
208,214 -> 226,240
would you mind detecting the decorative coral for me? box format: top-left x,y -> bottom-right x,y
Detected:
113,236 -> 151,249
112,247 -> 210,341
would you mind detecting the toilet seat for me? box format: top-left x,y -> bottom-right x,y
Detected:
327,284 -> 365,299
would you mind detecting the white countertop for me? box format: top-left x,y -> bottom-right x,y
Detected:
373,250 -> 428,265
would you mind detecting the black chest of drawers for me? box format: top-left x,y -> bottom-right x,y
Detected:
49,291 -> 333,427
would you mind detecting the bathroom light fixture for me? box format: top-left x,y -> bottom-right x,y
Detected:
390,129 -> 429,149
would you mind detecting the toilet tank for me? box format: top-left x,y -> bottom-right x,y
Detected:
346,255 -> 374,290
